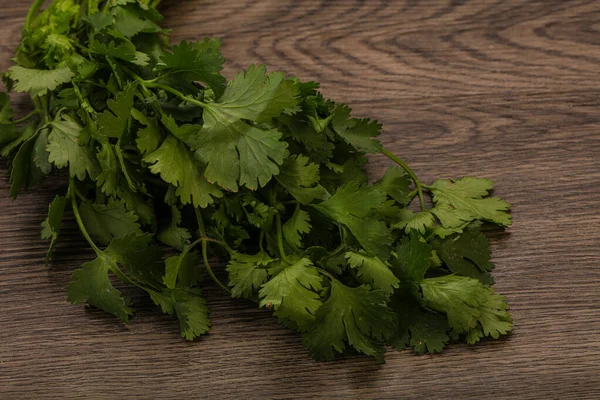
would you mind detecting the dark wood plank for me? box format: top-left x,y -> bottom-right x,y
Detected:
1,1 -> 599,399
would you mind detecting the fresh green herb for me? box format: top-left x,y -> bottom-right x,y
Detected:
0,0 -> 513,362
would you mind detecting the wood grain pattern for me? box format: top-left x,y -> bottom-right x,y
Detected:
1,1 -> 599,399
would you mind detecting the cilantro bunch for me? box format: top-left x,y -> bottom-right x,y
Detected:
0,0 -> 513,362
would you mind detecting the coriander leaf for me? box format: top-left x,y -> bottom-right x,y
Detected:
103,233 -> 165,287
420,275 -> 511,339
420,275 -> 482,333
465,289 -> 512,343
117,185 -> 155,226
67,257 -> 134,323
157,206 -> 191,251
398,309 -> 449,355
279,114 -> 334,163
275,154 -> 329,204
373,166 -> 412,206
90,39 -> 149,66
331,105 -> 382,153
195,64 -> 297,190
79,199 -> 142,246
84,11 -> 113,31
259,258 -> 322,332
149,287 -> 211,340
96,143 -> 120,195
156,39 -> 226,98
112,4 -> 162,38
393,233 -> 433,282
431,229 -> 495,284
0,92 -> 17,146
8,65 -> 74,97
392,210 -> 436,235
313,182 -> 391,256
97,86 -> 135,139
131,109 -> 162,154
41,195 -> 68,266
303,281 -> 398,361
160,114 -> 202,148
429,177 -> 512,227
47,116 -> 100,181
164,250 -> 199,289
345,251 -> 399,294
144,135 -> 222,208
9,131 -> 44,198
0,92 -> 13,122
227,251 -> 272,298
283,206 -> 312,249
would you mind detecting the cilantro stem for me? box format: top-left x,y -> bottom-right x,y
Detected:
25,0 -> 45,31
276,214 -> 291,264
72,82 -> 96,115
106,57 -> 123,89
381,148 -> 425,212
13,110 -> 39,124
143,82 -> 208,108
316,267 -> 335,281
69,179 -> 101,255
194,208 -> 232,294
259,230 -> 266,253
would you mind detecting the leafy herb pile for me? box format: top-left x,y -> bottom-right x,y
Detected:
0,0 -> 513,361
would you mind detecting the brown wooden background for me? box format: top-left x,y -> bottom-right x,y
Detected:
1,1 -> 599,399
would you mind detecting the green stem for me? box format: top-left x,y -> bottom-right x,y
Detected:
144,82 -> 208,108
276,214 -> 291,263
194,209 -> 232,294
72,82 -> 96,115
107,57 -> 123,89
258,230 -> 265,253
25,0 -> 45,31
69,179 -> 101,255
381,148 -> 425,212
13,110 -> 39,124
316,267 -> 335,281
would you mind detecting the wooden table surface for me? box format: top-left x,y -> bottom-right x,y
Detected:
1,1 -> 599,399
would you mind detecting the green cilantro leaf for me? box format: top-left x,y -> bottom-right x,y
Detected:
331,105 -> 382,153
131,108 -> 162,154
97,86 -> 135,139
90,39 -> 149,66
227,251 -> 272,298
144,135 -> 222,208
373,166 -> 412,205
259,258 -> 323,332
67,255 -> 134,322
156,39 -> 226,98
41,195 -> 68,266
8,65 -> 74,97
313,182 -> 391,255
393,232 -> 434,282
149,287 -> 211,340
282,206 -> 312,249
303,280 -> 397,361
194,64 -> 297,191
164,250 -> 199,289
431,229 -> 495,284
392,210 -> 436,234
79,199 -> 142,246
111,4 -> 162,38
47,116 -> 100,181
157,206 -> 192,251
420,275 -> 512,338
429,177 -> 512,227
275,154 -> 329,204
345,251 -> 399,294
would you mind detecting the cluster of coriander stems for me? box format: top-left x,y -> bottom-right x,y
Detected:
23,0 -> 434,295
